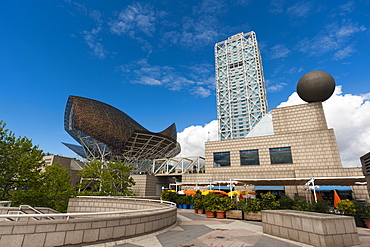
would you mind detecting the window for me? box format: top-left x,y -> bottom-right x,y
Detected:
214,152 -> 231,167
269,147 -> 293,164
240,150 -> 259,165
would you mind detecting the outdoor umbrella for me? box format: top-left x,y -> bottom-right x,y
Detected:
201,190 -> 214,195
334,190 -> 341,207
183,190 -> 197,195
228,191 -> 242,197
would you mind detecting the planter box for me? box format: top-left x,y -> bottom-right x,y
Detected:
206,210 -> 215,218
226,210 -> 243,220
216,211 -> 225,219
262,210 -> 360,247
244,212 -> 262,221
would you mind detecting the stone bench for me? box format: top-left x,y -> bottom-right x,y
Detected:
262,210 -> 360,247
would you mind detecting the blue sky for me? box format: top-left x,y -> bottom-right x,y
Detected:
1,1 -> 370,164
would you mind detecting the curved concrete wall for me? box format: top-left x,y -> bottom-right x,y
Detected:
0,197 -> 177,247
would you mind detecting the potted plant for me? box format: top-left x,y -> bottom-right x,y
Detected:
192,191 -> 204,214
354,201 -> 369,227
260,192 -> 279,210
203,193 -> 219,218
241,198 -> 262,221
226,197 -> 244,220
161,190 -> 178,204
184,195 -> 192,209
213,195 -> 231,219
337,199 -> 356,216
177,195 -> 187,209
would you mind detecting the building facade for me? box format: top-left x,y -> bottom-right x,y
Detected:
215,31 -> 268,140
42,155 -> 84,186
360,152 -> 370,195
182,102 -> 369,201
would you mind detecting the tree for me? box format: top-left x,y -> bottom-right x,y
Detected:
78,159 -> 135,196
0,121 -> 44,202
40,163 -> 75,212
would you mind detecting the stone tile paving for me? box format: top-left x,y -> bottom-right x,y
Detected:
83,209 -> 370,247
115,210 -> 311,247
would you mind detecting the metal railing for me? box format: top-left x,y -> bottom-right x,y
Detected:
0,196 -> 176,222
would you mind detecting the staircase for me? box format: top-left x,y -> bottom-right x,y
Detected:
6,205 -> 55,221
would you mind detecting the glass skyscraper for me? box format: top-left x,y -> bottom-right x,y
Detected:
215,31 -> 268,140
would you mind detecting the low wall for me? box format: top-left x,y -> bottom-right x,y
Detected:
0,197 -> 177,247
262,210 -> 360,247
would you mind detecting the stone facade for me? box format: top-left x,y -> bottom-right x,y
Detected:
360,152 -> 370,196
262,210 -> 360,247
0,197 -> 177,247
42,155 -> 84,186
182,102 -> 368,201
131,175 -> 176,197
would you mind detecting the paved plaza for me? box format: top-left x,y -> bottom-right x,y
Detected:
85,209 -> 370,247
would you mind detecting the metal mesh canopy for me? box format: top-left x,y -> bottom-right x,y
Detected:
63,96 -> 180,166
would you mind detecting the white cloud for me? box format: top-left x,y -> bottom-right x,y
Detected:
333,44 -> 356,60
338,1 -> 356,16
177,120 -> 218,157
297,20 -> 366,59
287,67 -> 304,74
267,82 -> 288,93
270,44 -> 291,59
278,86 -> 370,167
161,0 -> 223,50
191,86 -> 211,98
109,3 -> 156,37
117,59 -> 215,96
82,27 -> 107,59
269,0 -> 285,14
286,1 -> 313,18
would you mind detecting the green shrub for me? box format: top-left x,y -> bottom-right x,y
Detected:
337,199 -> 356,216
241,199 -> 261,213
203,193 -> 231,212
310,200 -> 331,213
192,190 -> 204,210
354,202 -> 370,219
278,195 -> 295,209
161,190 -> 178,203
260,193 -> 279,210
291,198 -> 311,211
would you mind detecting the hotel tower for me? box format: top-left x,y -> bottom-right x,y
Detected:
215,31 -> 268,140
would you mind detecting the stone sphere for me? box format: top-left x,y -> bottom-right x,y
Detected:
297,70 -> 335,102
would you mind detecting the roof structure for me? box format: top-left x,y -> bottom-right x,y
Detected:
63,96 -> 180,171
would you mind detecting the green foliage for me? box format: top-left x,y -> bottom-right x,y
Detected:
161,190 -> 178,203
241,199 -> 261,213
203,193 -> 231,212
192,190 -> 204,210
176,195 -> 187,204
278,195 -> 295,209
354,202 -> 370,220
229,197 -> 244,210
278,194 -> 331,213
0,121 -> 45,203
78,159 -> 135,196
291,198 -> 311,211
310,199 -> 331,213
39,163 -> 75,212
260,193 -> 279,210
337,199 -> 356,216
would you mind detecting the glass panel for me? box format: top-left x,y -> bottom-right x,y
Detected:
269,147 -> 293,164
213,152 -> 231,167
240,149 -> 259,165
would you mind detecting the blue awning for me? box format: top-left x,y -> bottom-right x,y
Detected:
255,186 -> 284,190
208,185 -> 233,190
315,185 -> 352,192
